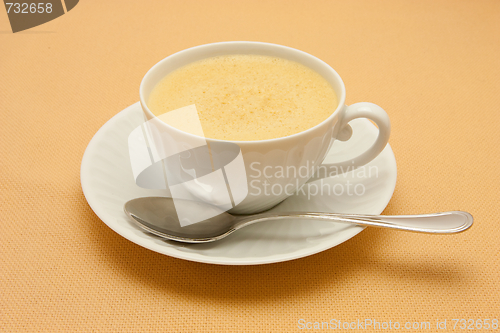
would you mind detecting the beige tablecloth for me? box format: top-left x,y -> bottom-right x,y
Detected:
1,1 -> 499,331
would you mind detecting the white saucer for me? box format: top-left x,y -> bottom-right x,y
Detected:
81,103 -> 397,265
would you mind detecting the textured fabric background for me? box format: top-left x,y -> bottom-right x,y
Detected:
1,1 -> 499,331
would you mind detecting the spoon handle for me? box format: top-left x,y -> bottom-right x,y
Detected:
236,211 -> 473,234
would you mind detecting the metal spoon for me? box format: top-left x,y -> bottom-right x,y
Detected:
124,197 -> 473,243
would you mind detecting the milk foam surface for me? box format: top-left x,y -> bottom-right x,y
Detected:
148,55 -> 337,141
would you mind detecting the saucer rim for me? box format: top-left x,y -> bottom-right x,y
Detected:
81,102 -> 397,265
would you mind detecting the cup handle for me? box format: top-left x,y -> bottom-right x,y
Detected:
309,102 -> 391,182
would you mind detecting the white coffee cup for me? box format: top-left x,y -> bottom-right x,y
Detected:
139,41 -> 390,215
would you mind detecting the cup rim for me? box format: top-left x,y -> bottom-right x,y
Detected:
140,41 -> 347,144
